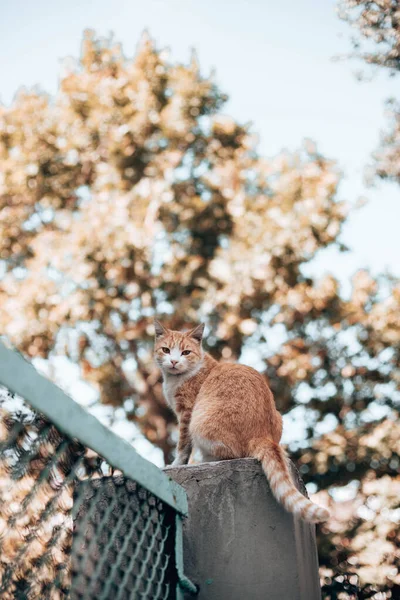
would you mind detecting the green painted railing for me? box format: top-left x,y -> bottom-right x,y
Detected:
0,340 -> 197,599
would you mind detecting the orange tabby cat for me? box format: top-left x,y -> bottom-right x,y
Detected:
154,321 -> 329,523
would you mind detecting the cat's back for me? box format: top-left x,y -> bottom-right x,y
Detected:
193,360 -> 280,441
201,361 -> 273,401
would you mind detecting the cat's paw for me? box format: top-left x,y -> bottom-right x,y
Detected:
171,456 -> 185,467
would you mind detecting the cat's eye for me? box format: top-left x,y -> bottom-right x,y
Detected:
162,347 -> 170,354
181,350 -> 191,356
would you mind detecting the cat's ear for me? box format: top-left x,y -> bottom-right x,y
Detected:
187,323 -> 205,343
154,320 -> 166,339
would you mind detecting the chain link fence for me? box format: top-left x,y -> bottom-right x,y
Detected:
0,341 -> 196,599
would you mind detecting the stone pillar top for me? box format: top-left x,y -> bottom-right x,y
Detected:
166,457 -> 321,600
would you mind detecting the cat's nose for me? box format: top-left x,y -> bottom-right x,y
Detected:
170,360 -> 178,367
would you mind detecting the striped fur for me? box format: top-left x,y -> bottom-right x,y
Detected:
250,439 -> 330,523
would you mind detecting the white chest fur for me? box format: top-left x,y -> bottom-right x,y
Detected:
162,375 -> 185,412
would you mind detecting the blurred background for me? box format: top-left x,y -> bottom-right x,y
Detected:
1,0 -> 400,597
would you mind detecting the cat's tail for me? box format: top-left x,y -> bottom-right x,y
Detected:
250,438 -> 330,523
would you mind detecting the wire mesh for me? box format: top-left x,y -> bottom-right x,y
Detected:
0,386 -> 178,600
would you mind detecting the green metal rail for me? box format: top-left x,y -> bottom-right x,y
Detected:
0,340 -> 197,599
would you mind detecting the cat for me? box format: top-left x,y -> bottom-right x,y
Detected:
154,320 -> 330,523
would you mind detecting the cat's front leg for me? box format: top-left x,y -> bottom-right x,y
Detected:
171,449 -> 191,467
171,410 -> 192,466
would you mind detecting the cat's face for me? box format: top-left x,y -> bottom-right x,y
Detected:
154,322 -> 204,376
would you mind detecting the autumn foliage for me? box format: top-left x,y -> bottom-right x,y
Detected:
0,26 -> 399,597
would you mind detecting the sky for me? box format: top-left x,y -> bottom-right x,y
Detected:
1,0 -> 399,463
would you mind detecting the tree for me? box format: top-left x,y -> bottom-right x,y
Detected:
314,3 -> 400,597
339,0 -> 400,185
0,30 -> 399,596
338,0 -> 400,73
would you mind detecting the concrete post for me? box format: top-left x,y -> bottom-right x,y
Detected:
165,457 -> 321,600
